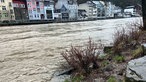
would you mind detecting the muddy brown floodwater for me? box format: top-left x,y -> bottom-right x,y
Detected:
0,18 -> 141,82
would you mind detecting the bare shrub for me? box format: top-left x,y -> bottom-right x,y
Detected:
113,28 -> 129,54
113,22 -> 143,54
61,39 -> 99,76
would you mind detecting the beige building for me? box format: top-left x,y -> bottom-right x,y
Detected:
78,1 -> 97,19
0,0 -> 15,21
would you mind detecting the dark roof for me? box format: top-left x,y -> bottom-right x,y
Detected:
61,5 -> 67,11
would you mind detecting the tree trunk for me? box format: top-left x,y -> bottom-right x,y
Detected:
142,0 -> 146,30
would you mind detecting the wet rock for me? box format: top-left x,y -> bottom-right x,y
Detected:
57,68 -> 74,76
95,49 -> 107,59
117,68 -> 125,76
142,43 -> 146,55
115,64 -> 126,76
126,56 -> 146,82
50,75 -> 70,82
94,78 -> 104,82
103,64 -> 114,71
50,68 -> 73,82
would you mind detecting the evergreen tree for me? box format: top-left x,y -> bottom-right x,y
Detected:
77,0 -> 141,9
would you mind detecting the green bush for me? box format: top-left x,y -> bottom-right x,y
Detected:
114,55 -> 125,63
108,76 -> 116,82
132,46 -> 143,58
64,75 -> 84,82
101,60 -> 109,67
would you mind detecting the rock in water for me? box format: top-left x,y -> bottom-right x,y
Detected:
126,56 -> 146,82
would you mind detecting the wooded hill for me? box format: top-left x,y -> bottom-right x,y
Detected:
77,0 -> 141,9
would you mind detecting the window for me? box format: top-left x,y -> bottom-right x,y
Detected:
11,15 -> 14,19
44,1 -> 50,6
9,2 -> 12,7
36,2 -> 39,6
27,3 -> 31,8
29,10 -> 32,13
20,4 -> 25,8
5,13 -> 8,17
0,13 -> 1,19
37,8 -> 40,13
10,9 -> 13,14
34,14 -> 36,18
2,6 -> 6,10
29,15 -> 32,17
33,8 -> 36,12
1,0 -> 5,3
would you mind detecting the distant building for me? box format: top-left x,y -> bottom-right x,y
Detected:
12,0 -> 28,21
44,0 -> 54,20
114,6 -> 123,18
92,1 -> 106,18
26,0 -> 45,20
26,0 -> 54,21
78,9 -> 88,20
78,1 -> 97,19
0,0 -> 15,21
68,0 -> 78,20
55,0 -> 78,20
105,2 -> 115,18
124,6 -> 141,17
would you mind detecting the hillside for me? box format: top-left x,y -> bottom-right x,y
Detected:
77,0 -> 141,8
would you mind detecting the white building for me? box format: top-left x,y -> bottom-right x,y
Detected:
55,0 -> 78,20
44,0 -> 54,20
114,6 -> 123,17
68,0 -> 78,20
124,6 -> 140,17
105,2 -> 115,18
94,1 -> 122,18
78,1 -> 97,19
92,1 -> 106,18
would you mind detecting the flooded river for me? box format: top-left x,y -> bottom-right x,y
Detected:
0,17 -> 142,82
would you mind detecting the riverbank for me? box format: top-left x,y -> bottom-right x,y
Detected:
52,21 -> 145,82
0,17 -> 139,27
0,18 -> 142,82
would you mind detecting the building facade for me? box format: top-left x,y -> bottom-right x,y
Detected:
92,1 -> 106,18
55,0 -> 69,20
0,0 -> 15,21
44,0 -> 54,20
55,0 -> 78,20
78,1 -> 97,19
26,0 -> 54,20
26,0 -> 45,20
105,2 -> 115,18
68,0 -> 78,20
13,0 -> 28,21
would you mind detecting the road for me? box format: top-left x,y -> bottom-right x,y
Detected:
0,17 -> 142,82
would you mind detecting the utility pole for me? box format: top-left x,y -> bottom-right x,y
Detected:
142,0 -> 146,30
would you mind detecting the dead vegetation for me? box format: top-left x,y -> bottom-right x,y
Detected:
59,22 -> 146,82
61,39 -> 99,76
113,22 -> 144,59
